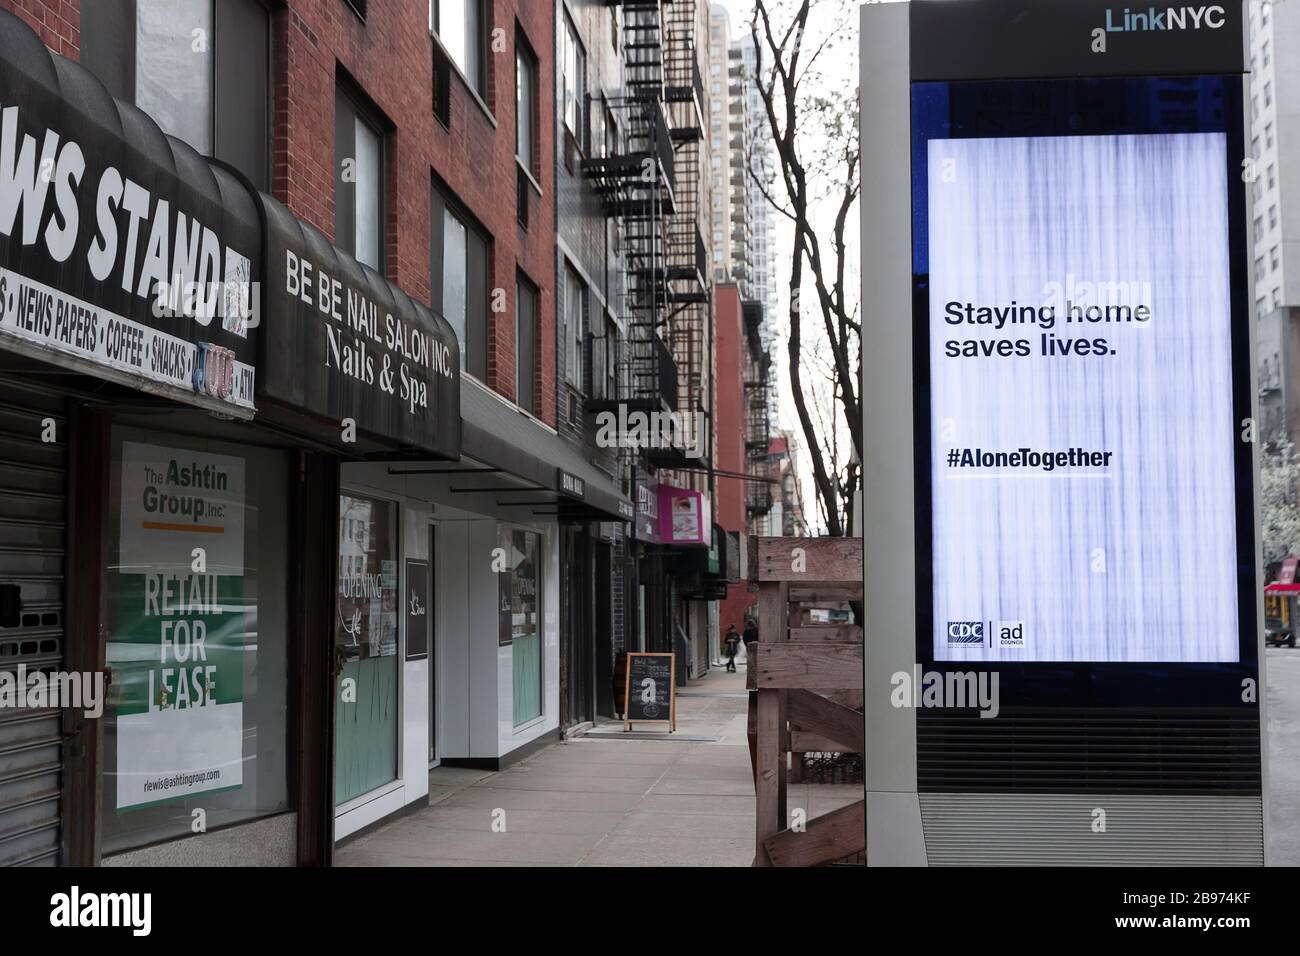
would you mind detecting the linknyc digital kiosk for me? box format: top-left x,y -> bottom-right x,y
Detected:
861,0 -> 1265,864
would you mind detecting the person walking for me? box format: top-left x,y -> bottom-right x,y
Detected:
723,624 -> 741,672
742,618 -> 759,649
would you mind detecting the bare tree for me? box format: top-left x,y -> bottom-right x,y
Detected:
750,0 -> 861,536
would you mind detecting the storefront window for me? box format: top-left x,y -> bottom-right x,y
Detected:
335,494 -> 400,805
102,428 -> 290,854
507,530 -> 543,726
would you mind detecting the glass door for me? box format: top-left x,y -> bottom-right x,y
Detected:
508,530 -> 543,726
334,493 -> 400,806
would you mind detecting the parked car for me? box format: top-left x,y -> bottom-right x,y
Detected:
1266,616 -> 1296,648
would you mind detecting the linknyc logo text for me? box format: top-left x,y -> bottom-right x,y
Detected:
1100,5 -> 1227,32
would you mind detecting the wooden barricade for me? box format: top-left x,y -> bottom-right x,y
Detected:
746,536 -> 864,867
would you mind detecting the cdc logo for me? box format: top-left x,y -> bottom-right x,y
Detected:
946,621 -> 985,645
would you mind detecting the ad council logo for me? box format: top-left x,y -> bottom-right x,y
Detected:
997,621 -> 1027,648
946,621 -> 985,646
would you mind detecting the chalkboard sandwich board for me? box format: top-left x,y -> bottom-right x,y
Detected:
623,652 -> 676,732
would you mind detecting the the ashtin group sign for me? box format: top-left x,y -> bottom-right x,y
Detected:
109,442 -> 248,809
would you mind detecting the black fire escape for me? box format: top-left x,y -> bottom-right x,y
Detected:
582,0 -> 709,469
661,0 -> 710,468
584,0 -> 676,423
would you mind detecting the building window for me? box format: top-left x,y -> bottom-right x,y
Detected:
564,266 -> 586,390
102,429 -> 290,854
516,33 -> 538,176
335,86 -> 385,272
1266,122 -> 1274,150
561,14 -> 588,150
81,0 -> 271,191
516,274 -> 538,414
432,183 -> 490,380
137,0 -> 212,153
1270,205 -> 1279,231
1257,256 -> 1266,283
604,104 -> 619,158
1272,246 -> 1281,273
506,529 -> 544,727
431,0 -> 486,97
602,314 -> 619,402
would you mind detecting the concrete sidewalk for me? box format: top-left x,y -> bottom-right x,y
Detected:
336,666 -> 859,866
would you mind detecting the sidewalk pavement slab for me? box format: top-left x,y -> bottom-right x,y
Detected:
337,666 -> 858,867
579,834 -> 753,867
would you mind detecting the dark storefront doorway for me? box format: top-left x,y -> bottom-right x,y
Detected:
563,528 -> 593,728
593,541 -> 614,718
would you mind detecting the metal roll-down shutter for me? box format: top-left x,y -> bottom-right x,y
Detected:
0,381 -> 67,866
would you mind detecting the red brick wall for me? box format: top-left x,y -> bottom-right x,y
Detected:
713,284 -> 752,637
713,285 -> 746,532
273,0 -> 556,425
0,0 -> 556,427
1,0 -> 78,57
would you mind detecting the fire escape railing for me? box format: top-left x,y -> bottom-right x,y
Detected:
584,0 -> 708,473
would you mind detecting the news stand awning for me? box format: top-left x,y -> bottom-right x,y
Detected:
447,378 -> 633,523
0,9 -> 260,417
256,195 -> 461,459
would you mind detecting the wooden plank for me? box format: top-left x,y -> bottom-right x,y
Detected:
753,581 -> 789,866
763,800 -> 865,868
789,731 -> 854,753
754,644 -> 864,691
753,537 -> 863,583
826,689 -> 864,710
746,687 -> 757,782
778,686 -> 788,831
789,587 -> 863,603
753,687 -> 783,867
786,688 -> 865,752
789,625 -> 862,643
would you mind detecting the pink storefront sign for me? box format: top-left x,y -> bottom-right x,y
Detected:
657,485 -> 712,548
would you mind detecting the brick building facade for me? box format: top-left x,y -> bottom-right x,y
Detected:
271,0 -> 556,421
1,0 -> 556,420
0,0 -> 592,865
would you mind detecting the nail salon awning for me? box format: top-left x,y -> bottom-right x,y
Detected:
255,195 -> 461,459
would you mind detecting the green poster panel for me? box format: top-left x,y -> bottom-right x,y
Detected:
334,656 -> 400,806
